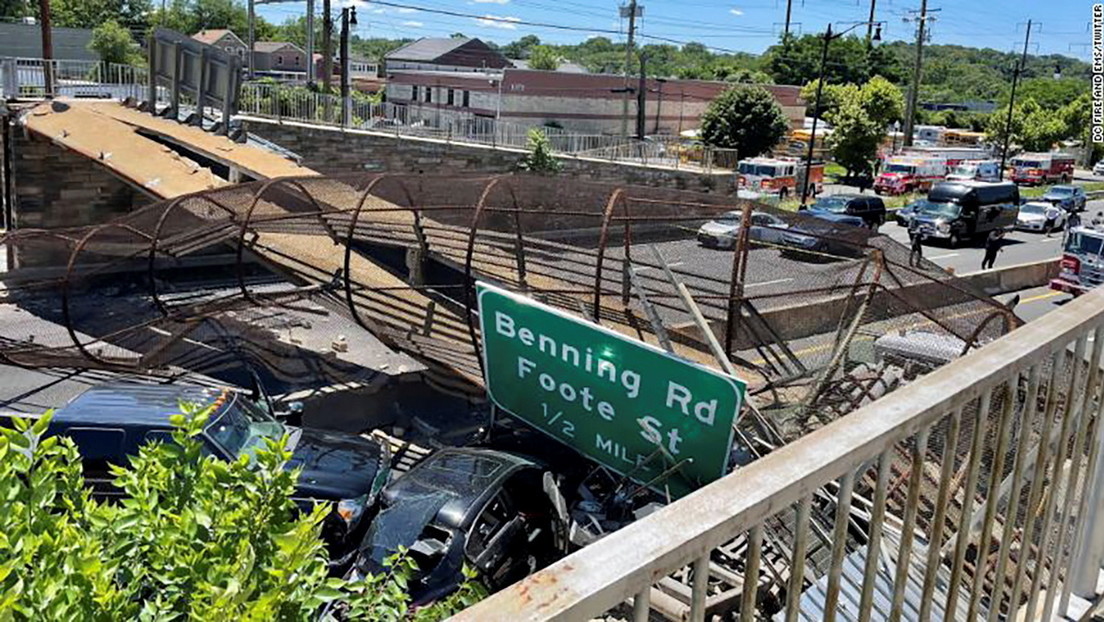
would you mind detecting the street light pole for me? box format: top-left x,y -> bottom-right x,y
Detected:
999,19 -> 1032,182
800,21 -> 882,208
801,23 -> 832,208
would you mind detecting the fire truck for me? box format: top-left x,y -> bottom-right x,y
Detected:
1010,152 -> 1077,185
873,155 -> 947,195
736,157 -> 825,198
1050,225 -> 1104,296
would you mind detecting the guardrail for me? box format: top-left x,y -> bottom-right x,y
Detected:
237,82 -> 734,173
0,57 -> 147,100
456,286 -> 1104,621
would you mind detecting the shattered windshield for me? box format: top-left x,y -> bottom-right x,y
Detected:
362,493 -> 454,565
205,396 -> 285,457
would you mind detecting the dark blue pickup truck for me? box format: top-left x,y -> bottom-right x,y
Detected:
9,382 -> 390,562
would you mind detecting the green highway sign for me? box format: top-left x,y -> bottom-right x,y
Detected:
477,282 -> 746,498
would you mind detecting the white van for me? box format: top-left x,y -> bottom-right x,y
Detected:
946,160 -> 1001,182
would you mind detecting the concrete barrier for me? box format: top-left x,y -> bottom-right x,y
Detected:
670,258 -> 1057,350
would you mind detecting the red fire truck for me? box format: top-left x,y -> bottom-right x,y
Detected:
873,155 -> 947,195
1010,152 -> 1076,185
736,157 -> 825,198
1050,225 -> 1104,296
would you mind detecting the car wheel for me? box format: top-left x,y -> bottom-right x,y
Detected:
949,233 -> 961,248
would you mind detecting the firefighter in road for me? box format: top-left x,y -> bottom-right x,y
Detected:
982,229 -> 1005,270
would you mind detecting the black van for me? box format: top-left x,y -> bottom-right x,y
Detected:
909,181 -> 1020,247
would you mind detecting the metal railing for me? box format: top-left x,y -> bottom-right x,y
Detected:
456,286 -> 1104,621
0,57 -> 147,100
237,81 -> 736,173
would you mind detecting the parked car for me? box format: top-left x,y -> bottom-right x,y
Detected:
807,194 -> 886,229
696,210 -> 789,249
36,383 -> 390,560
780,212 -> 868,259
1041,185 -> 1087,212
910,181 -> 1020,247
1094,160 -> 1104,177
346,448 -> 566,605
896,199 -> 925,227
1015,201 -> 1067,232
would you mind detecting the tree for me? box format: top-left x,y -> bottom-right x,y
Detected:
858,75 -> 904,127
0,0 -> 31,20
527,45 -> 560,71
826,97 -> 883,178
0,408 -> 484,618
700,85 -> 790,158
502,35 -> 541,60
89,20 -> 141,66
799,79 -> 858,121
986,97 -> 1067,152
516,128 -> 562,174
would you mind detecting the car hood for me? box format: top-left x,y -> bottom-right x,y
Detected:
288,427 -> 388,500
699,221 -> 738,235
1018,213 -> 1045,222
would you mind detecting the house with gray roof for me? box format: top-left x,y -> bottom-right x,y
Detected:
384,37 -> 511,73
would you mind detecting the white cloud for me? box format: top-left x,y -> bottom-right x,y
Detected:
729,8 -> 743,15
370,7 -> 386,13
471,0 -> 511,3
475,14 -> 521,29
397,7 -> 417,13
402,20 -> 424,27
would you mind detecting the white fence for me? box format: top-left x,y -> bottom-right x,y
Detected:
0,57 -> 147,101
238,81 -> 736,173
457,286 -> 1104,621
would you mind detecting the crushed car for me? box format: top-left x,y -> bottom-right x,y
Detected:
28,382 -> 390,563
345,448 -> 567,605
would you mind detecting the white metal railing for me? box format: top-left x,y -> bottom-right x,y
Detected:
0,57 -> 147,101
456,286 -> 1104,621
237,82 -> 735,172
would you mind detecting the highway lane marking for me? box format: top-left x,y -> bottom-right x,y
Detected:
746,277 -> 795,289
929,253 -> 960,260
1019,291 -> 1063,304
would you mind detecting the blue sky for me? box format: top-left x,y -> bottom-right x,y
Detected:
256,0 -> 1094,61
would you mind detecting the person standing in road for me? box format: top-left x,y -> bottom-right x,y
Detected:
909,227 -> 925,267
1043,203 -> 1062,237
982,229 -> 1004,270
1068,210 -> 1082,229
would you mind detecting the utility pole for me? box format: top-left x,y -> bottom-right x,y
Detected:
1000,20 -> 1032,181
620,0 -> 640,139
901,0 -> 936,147
783,0 -> 793,39
340,6 -> 356,126
38,0 -> 53,96
865,0 -> 878,43
306,0 -> 315,83
801,23 -> 832,208
247,0 -> 255,78
322,0 -> 333,91
636,55 -> 647,140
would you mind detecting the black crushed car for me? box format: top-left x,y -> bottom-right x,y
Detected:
35,383 -> 391,561
346,448 -> 566,605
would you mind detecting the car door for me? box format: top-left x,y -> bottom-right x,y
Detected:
755,213 -> 785,244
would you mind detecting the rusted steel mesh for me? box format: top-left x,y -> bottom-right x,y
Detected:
0,173 -> 1017,412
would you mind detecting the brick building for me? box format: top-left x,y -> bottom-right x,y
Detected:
385,68 -> 804,135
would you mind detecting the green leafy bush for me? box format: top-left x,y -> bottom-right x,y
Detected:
516,128 -> 563,174
0,405 -> 483,619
